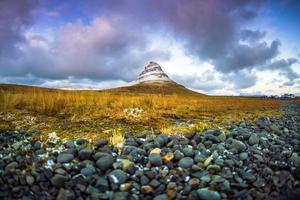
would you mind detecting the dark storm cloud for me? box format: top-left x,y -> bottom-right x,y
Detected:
0,0 -> 38,56
96,0 -> 266,61
216,40 -> 281,73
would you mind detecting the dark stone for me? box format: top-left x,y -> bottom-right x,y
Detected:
51,174 -> 68,187
178,157 -> 194,168
78,148 -> 93,160
149,153 -> 162,166
109,170 -> 128,185
57,153 -> 74,163
96,155 -> 114,171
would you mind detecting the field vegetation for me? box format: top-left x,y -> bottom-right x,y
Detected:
0,84 -> 282,141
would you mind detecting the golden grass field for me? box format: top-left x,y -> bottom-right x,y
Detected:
0,83 -> 283,141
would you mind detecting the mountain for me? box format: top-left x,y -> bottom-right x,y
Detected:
106,62 -> 205,95
134,61 -> 174,84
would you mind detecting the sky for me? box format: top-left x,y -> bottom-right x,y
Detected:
0,0 -> 300,95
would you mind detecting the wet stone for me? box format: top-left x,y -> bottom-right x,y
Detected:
178,157 -> 194,169
57,153 -> 74,163
149,153 -> 163,166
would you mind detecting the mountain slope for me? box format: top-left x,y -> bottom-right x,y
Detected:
103,62 -> 205,96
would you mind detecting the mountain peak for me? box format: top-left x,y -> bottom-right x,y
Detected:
134,62 -> 174,84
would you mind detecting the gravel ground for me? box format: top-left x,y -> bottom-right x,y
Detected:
0,103 -> 300,200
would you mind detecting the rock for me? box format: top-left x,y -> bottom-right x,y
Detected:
197,188 -> 221,200
76,138 -> 87,145
78,148 -> 93,160
112,192 -> 128,200
178,157 -> 194,169
249,134 -> 259,145
141,185 -> 153,194
5,162 -> 18,173
218,132 -> 226,142
86,185 -> 100,195
64,140 -> 76,148
56,188 -> 68,200
94,139 -> 108,148
239,129 -> 251,139
150,148 -> 161,154
167,182 -> 177,199
207,164 -> 221,172
109,170 -> 128,185
96,177 -> 109,192
174,150 -> 184,160
121,159 -> 134,171
26,175 -> 35,186
240,121 -> 246,128
200,175 -> 211,183
149,179 -> 161,188
182,147 -> 194,157
163,152 -> 174,162
120,183 -> 132,191
154,135 -> 168,147
211,175 -> 225,184
230,139 -> 246,153
80,165 -> 96,176
51,174 -> 68,187
194,153 -> 206,163
96,155 -> 114,171
33,141 -> 42,149
140,175 -> 150,185
290,153 -> 300,166
188,178 -> 200,188
153,194 -> 168,200
57,153 -> 74,163
149,153 -> 163,166
239,152 -> 248,160
270,124 -> 280,133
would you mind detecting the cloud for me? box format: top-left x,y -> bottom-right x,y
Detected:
224,71 -> 257,89
240,29 -> 266,43
265,58 -> 299,85
0,17 -> 170,82
0,0 -> 38,56
172,70 -> 227,91
216,40 -> 281,72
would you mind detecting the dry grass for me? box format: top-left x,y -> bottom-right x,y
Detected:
0,84 -> 282,141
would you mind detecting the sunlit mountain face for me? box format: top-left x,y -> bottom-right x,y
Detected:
0,0 -> 300,96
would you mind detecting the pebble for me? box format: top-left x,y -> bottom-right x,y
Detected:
149,153 -> 163,166
96,155 -> 114,171
141,185 -> 153,194
249,134 -> 260,145
78,148 -> 93,160
239,152 -> 248,160
109,169 -> 128,185
178,157 -> 194,168
26,175 -> 35,185
197,188 -> 221,200
51,174 -> 68,187
230,139 -> 247,153
57,153 -> 74,163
